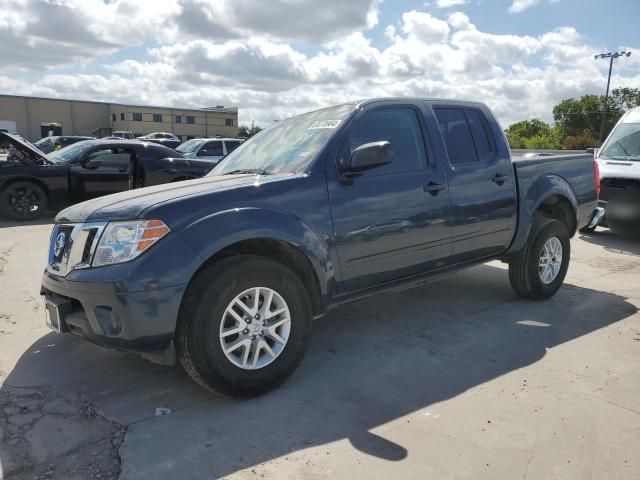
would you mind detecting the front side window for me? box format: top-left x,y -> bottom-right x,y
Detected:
199,141 -> 223,157
434,107 -> 478,165
86,148 -> 132,165
345,107 -> 427,175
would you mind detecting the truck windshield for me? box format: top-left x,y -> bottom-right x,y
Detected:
48,141 -> 92,164
600,123 -> 640,161
175,139 -> 204,154
209,103 -> 356,175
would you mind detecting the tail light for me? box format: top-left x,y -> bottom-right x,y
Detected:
593,160 -> 600,197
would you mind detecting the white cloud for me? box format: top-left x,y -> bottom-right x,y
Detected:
0,3 -> 638,130
436,0 -> 468,8
509,0 -> 560,14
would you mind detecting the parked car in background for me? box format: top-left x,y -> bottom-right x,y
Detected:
586,106 -> 640,238
111,131 -> 135,139
175,137 -> 244,164
0,133 -> 215,220
34,136 -> 94,153
137,132 -> 182,149
39,98 -> 597,398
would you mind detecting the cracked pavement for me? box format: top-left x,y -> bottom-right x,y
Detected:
0,217 -> 639,479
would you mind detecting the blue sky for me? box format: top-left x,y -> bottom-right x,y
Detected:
1,0 -> 638,127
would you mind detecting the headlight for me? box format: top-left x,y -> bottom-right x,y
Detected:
92,220 -> 170,267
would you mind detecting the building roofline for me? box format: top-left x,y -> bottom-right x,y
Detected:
0,94 -> 237,114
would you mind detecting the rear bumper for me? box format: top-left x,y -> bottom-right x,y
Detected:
41,270 -> 184,361
586,207 -> 606,229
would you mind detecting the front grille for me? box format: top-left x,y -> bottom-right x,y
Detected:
81,229 -> 98,264
47,222 -> 107,277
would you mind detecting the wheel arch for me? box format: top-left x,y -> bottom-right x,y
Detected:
505,174 -> 578,257
177,207 -> 334,316
0,175 -> 51,196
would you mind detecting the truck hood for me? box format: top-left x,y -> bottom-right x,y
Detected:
56,173 -> 298,223
0,131 -> 51,165
597,157 -> 640,180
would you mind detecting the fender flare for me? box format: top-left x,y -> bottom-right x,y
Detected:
506,174 -> 578,255
178,206 -> 334,299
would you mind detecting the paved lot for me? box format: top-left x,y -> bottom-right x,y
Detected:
1,217 -> 639,479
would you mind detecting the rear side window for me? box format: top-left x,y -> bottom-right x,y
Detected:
434,108 -> 477,165
225,140 -> 242,154
347,107 -> 427,175
465,109 -> 495,162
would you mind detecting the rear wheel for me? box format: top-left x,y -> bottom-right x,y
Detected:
509,218 -> 570,300
0,181 -> 48,220
176,255 -> 312,398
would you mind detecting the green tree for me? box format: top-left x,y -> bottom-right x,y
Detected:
238,121 -> 263,139
506,119 -> 551,138
610,87 -> 640,111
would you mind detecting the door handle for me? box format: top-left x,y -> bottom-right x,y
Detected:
491,173 -> 510,185
423,181 -> 446,196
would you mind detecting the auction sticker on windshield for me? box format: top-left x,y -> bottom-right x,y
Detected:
308,120 -> 341,129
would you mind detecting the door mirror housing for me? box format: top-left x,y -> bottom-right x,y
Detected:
341,141 -> 393,177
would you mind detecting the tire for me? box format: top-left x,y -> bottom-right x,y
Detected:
509,218 -> 570,301
176,255 -> 312,398
0,181 -> 48,221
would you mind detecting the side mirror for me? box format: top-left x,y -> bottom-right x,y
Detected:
341,141 -> 393,177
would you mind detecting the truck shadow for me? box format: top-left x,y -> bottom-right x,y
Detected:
579,228 -> 640,257
1,264 -> 637,478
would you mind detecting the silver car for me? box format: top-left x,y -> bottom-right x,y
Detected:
175,138 -> 244,164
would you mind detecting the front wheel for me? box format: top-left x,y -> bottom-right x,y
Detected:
509,218 -> 570,300
176,255 -> 312,398
0,181 -> 48,221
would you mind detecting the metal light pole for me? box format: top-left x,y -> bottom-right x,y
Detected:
594,51 -> 631,142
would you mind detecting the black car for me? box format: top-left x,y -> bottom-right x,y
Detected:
136,132 -> 182,150
34,136 -> 94,153
0,133 -> 215,220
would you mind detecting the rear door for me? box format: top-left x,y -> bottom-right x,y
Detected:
431,105 -> 517,262
328,103 -> 452,292
69,146 -> 132,200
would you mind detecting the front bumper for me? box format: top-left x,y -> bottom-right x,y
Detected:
39,229 -> 205,363
41,270 -> 183,361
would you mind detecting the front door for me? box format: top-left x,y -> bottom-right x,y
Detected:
328,105 -> 452,293
70,147 -> 132,201
432,105 -> 517,262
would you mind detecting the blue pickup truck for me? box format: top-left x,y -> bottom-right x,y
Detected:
41,98 -> 598,397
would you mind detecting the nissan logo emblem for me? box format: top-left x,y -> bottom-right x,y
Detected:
54,232 -> 66,257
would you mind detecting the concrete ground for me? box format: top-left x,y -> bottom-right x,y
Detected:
0,217 -> 639,480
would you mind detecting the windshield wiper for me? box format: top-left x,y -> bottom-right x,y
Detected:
222,169 -> 271,175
